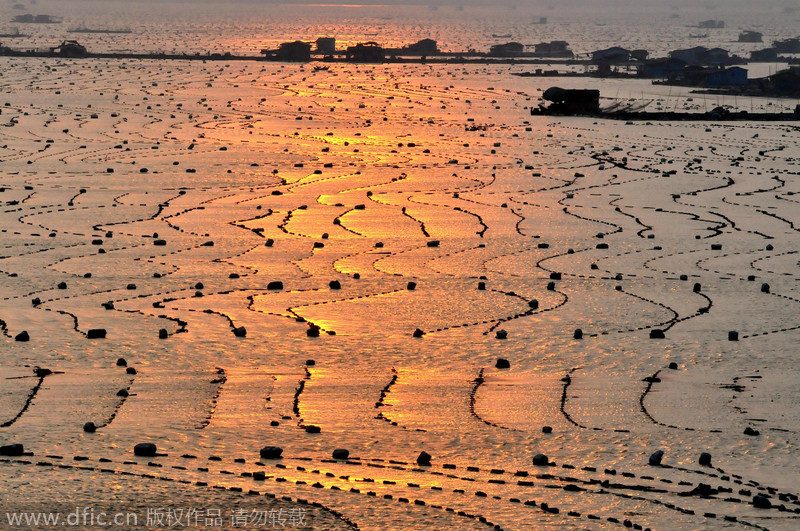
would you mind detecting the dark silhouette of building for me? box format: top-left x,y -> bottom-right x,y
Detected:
697,19 -> 724,29
639,58 -> 686,79
592,47 -> 630,64
773,37 -> 800,53
705,66 -> 747,86
316,37 -> 335,55
50,40 -> 87,58
763,68 -> 800,96
488,42 -> 524,57
533,41 -> 573,58
345,42 -> 384,62
738,31 -> 762,43
750,48 -> 778,62
275,41 -> 311,62
669,46 -> 731,66
401,38 -> 438,56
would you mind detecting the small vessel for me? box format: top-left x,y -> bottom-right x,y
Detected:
313,65 -> 329,71
491,33 -> 512,39
0,27 -> 26,38
68,26 -> 132,34
12,14 -> 61,23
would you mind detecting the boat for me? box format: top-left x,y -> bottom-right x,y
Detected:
491,34 -> 512,39
313,65 -> 329,71
0,27 -> 26,38
68,26 -> 132,34
12,14 -> 61,23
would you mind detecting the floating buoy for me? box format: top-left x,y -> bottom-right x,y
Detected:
573,329 -> 583,339
648,450 -> 664,466
134,443 -> 157,457
416,451 -> 432,466
698,452 -> 712,467
753,494 -> 772,509
259,446 -> 283,459
0,444 -> 24,456
532,454 -> 548,466
495,358 -> 510,369
332,449 -> 350,460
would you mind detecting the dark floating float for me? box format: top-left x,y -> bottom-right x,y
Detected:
648,449 -> 664,466
416,451 -> 432,466
699,452 -> 712,466
532,453 -> 549,466
332,449 -> 350,460
0,443 -> 24,456
87,329 -> 107,339
133,443 -> 157,457
260,446 -> 283,459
